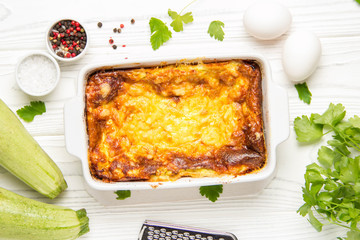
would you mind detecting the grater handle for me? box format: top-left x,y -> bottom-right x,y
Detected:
138,220 -> 238,240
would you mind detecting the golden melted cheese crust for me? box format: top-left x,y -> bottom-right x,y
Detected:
86,60 -> 266,182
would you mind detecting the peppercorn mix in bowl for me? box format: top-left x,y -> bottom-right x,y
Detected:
46,19 -> 88,62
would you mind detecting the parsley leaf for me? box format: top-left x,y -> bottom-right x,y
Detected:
295,103 -> 360,238
207,20 -> 225,41
317,146 -> 337,169
149,17 -> 172,50
313,103 -> 346,127
295,82 -> 312,104
114,190 -> 131,200
307,209 -> 323,232
297,203 -> 311,217
349,115 -> 360,129
294,114 -> 323,143
327,139 -> 351,156
199,184 -> 223,202
168,9 -> 193,32
16,101 -> 46,122
347,230 -> 360,240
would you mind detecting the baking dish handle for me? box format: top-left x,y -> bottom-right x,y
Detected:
63,97 -> 86,159
269,84 -> 290,144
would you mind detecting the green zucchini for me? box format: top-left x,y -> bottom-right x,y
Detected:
0,187 -> 89,240
0,99 -> 67,198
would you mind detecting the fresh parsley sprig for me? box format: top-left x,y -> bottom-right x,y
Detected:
295,82 -> 312,104
16,101 -> 46,122
294,103 -> 360,239
208,21 -> 225,41
149,17 -> 172,51
149,0 -> 225,50
114,190 -> 131,200
199,184 -> 223,202
168,9 -> 194,32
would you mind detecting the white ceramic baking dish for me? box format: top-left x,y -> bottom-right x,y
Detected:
64,53 -> 289,191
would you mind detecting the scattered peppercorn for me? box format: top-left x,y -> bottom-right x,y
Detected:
112,45 -> 117,49
49,19 -> 87,58
120,24 -> 124,28
97,22 -> 103,28
117,28 -> 121,33
131,19 -> 135,24
113,28 -> 117,33
122,45 -> 126,47
109,38 -> 114,44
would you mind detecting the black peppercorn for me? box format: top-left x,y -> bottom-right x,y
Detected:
97,22 -> 103,28
131,18 -> 135,24
112,45 -> 117,49
57,52 -> 64,57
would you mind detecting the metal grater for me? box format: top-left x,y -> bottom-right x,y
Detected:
138,220 -> 238,240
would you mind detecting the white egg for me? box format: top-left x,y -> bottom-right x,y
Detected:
282,30 -> 322,83
243,1 -> 292,40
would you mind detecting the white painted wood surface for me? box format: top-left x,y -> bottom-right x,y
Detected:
1,0 -> 360,239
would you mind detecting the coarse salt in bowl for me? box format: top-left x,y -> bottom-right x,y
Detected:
16,52 -> 60,96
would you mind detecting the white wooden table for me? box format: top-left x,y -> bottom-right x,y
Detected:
1,0 -> 360,239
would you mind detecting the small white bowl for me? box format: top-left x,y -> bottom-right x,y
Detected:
16,52 -> 60,96
46,19 -> 89,62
